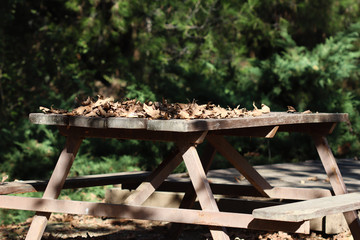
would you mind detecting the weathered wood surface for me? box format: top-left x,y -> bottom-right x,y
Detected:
180,144 -> 230,240
123,150 -> 183,205
147,113 -> 347,132
29,112 -> 348,132
252,192 -> 360,222
0,175 -> 332,202
312,135 -> 360,239
29,113 -> 147,129
207,135 -> 272,196
0,195 -> 310,234
26,135 -> 82,240
0,172 -> 151,195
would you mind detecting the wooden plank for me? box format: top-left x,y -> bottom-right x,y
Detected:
278,123 -> 337,135
1,176 -> 332,202
181,144 -> 230,240
0,182 -> 38,195
58,126 -> 207,143
208,123 -> 336,137
30,113 -> 348,132
123,181 -> 264,197
253,192 -> 360,222
208,126 -> 279,138
168,143 -> 217,239
29,113 -> 147,129
107,188 -> 287,213
119,183 -> 333,201
207,135 -> 272,196
312,136 -> 348,195
106,188 -> 185,208
265,187 -> 332,200
26,135 -> 82,240
0,172 -> 150,195
0,174 -> 261,197
25,214 -> 49,240
0,195 -> 310,234
312,135 -> 360,239
124,149 -> 183,205
146,113 -> 348,132
29,113 -> 69,126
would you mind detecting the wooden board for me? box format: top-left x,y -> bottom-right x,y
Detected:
252,192 -> 360,222
0,195 -> 310,234
29,112 -> 348,132
0,172 -> 151,194
29,113 -> 147,129
147,113 -> 347,132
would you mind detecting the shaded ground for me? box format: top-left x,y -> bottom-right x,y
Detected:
0,214 -> 353,240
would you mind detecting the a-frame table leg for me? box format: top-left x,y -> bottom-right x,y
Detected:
125,151 -> 182,205
180,143 -> 229,240
123,149 -> 183,205
25,135 -> 82,240
207,135 -> 272,196
167,143 -> 217,239
312,135 -> 360,239
123,132 -> 208,206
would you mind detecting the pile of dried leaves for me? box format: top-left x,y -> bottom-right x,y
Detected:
40,96 -> 271,119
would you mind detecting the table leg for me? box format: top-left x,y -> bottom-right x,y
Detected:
180,143 -> 229,240
312,135 -> 360,239
168,143 -> 217,239
207,135 -> 272,196
124,148 -> 183,205
25,136 -> 82,240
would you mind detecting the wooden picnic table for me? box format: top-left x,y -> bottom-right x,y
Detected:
1,112 -> 360,240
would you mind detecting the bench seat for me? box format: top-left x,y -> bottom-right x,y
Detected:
253,192 -> 360,222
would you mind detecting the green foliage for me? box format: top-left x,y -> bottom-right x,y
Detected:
1,121 -> 63,180
246,22 -> 360,158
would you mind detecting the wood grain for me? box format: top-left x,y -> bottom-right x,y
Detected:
253,192 -> 360,222
29,112 -> 348,132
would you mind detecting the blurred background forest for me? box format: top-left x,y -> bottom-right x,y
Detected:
0,0 -> 360,223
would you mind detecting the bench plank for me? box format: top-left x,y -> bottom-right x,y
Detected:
253,192 -> 360,222
0,172 -> 150,195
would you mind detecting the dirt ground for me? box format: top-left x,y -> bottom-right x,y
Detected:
0,214 -> 353,240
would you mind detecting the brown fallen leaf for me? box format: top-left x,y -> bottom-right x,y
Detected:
97,106 -> 107,117
143,104 -> 161,119
39,106 -> 51,113
234,175 -> 245,183
93,96 -> 114,108
251,102 -> 263,117
178,109 -> 190,119
71,105 -> 92,116
251,110 -> 263,117
213,106 -> 228,118
261,104 -> 270,114
302,110 -> 312,114
189,103 -> 203,118
307,176 -> 318,181
1,175 -> 8,184
39,106 -> 68,114
81,96 -> 92,106
40,96 -> 272,120
84,111 -> 98,117
252,102 -> 259,111
287,106 -> 296,113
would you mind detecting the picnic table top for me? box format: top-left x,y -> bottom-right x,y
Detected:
29,112 -> 348,133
